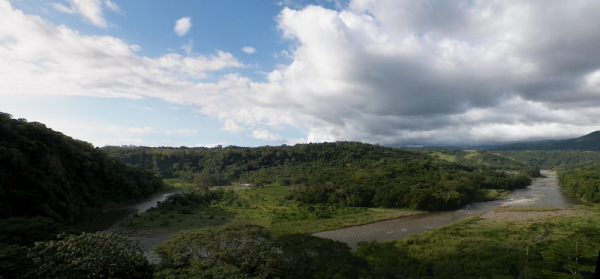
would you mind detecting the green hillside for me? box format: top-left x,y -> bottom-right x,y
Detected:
104,142 -> 533,211
495,131 -> 600,151
0,113 -> 163,223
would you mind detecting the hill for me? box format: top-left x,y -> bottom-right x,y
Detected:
494,131 -> 600,151
104,143 -> 534,211
0,113 -> 163,223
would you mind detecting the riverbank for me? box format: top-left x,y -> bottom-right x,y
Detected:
313,170 -> 580,249
109,185 -> 423,253
108,170 -> 580,254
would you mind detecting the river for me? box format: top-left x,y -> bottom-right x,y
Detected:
71,190 -> 180,232
313,170 -> 581,249
73,171 -> 579,250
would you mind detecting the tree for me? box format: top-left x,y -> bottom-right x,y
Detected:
356,241 -> 428,278
275,234 -> 368,279
27,232 -> 151,279
154,224 -> 281,278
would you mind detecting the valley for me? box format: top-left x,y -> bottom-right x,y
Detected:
3,114 -> 600,278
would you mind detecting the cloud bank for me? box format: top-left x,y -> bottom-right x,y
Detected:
3,0 -> 600,146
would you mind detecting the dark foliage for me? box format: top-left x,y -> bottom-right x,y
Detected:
0,112 -> 164,223
559,163 -> 600,203
356,241 -> 430,278
494,130 -> 600,151
27,231 -> 151,279
276,234 -> 369,279
154,224 -> 281,278
155,224 -> 369,279
498,150 -> 600,170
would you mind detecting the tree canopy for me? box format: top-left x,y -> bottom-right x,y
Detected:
0,112 -> 164,222
104,143 -> 533,211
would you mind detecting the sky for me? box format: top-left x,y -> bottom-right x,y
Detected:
2,0 -> 600,147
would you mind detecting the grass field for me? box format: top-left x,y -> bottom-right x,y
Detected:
121,185 -> 423,236
373,205 -> 600,278
120,184 -> 600,278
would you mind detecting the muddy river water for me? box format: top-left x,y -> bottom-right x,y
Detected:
313,170 -> 581,249
74,171 -> 580,251
72,191 -> 180,232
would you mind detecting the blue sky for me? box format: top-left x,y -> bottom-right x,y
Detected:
2,0 -> 309,146
2,0 -> 600,147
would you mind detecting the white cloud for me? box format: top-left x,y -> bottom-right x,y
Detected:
51,0 -> 120,28
196,142 -> 231,148
69,0 -> 107,28
245,1 -> 600,145
51,2 -> 75,14
104,0 -> 119,12
223,119 -> 246,133
181,40 -> 193,54
242,46 -> 256,54
129,44 -> 141,51
107,126 -> 158,135
165,129 -> 198,135
152,51 -> 244,79
174,17 -> 192,36
251,128 -> 284,142
5,1 -> 600,146
0,1 -> 244,100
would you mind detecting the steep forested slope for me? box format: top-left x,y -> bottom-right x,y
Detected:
497,150 -> 600,170
0,113 -> 163,222
494,131 -> 600,151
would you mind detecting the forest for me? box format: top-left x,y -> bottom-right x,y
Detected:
103,143 -> 534,211
0,113 -> 164,223
3,113 -> 600,278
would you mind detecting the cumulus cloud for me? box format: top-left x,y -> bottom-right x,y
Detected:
242,46 -> 256,54
174,17 -> 192,36
52,0 -> 111,28
250,0 -> 600,145
5,0 -> 600,145
251,128 -> 284,142
0,1 -> 243,100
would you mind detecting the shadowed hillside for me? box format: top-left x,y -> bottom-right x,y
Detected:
0,112 -> 163,223
494,131 -> 600,151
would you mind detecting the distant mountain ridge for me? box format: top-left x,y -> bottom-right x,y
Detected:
493,131 -> 600,151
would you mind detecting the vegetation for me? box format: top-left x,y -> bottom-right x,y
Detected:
559,163 -> 600,203
152,223 -> 372,279
28,232 -> 151,278
497,150 -> 600,170
154,224 -> 281,278
0,113 -> 163,278
494,130 -> 600,151
124,187 -> 421,236
357,207 -> 600,278
0,113 -> 164,223
275,233 -> 368,279
426,149 -> 540,175
5,207 -> 600,278
6,114 -> 600,278
105,143 -> 533,211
